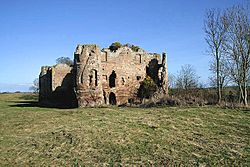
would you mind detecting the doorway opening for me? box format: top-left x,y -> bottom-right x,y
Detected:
109,92 -> 117,105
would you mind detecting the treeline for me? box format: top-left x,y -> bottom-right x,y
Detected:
203,4 -> 250,107
166,4 -> 249,107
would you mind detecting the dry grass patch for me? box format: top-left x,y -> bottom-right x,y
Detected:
0,93 -> 249,166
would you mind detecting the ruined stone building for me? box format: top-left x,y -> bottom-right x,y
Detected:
39,44 -> 168,107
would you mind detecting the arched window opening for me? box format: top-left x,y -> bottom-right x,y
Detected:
136,54 -> 142,63
109,70 -> 116,88
94,70 -> 98,86
89,69 -> 98,87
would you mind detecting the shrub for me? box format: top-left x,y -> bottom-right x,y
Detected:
131,45 -> 140,52
109,42 -> 122,52
138,76 -> 157,99
123,43 -> 131,47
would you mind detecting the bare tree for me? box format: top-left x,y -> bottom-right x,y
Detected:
209,57 -> 230,92
204,9 -> 229,104
29,78 -> 39,93
175,64 -> 199,89
224,6 -> 250,106
168,73 -> 176,89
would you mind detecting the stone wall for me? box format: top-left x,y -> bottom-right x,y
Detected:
74,44 -> 168,107
100,47 -> 161,105
51,64 -> 73,91
39,43 -> 168,108
39,66 -> 52,102
39,64 -> 76,107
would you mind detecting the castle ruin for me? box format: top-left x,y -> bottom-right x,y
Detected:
39,44 -> 168,107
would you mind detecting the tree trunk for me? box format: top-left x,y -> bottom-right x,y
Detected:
243,85 -> 248,106
243,69 -> 248,106
239,84 -> 244,104
241,61 -> 248,107
216,51 -> 221,104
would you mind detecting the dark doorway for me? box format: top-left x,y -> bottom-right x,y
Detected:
109,92 -> 117,105
109,70 -> 116,88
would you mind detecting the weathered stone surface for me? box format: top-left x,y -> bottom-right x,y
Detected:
39,64 -> 76,107
39,44 -> 168,107
75,44 -> 104,107
39,66 -> 52,102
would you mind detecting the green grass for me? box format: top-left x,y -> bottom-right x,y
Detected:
0,93 -> 249,166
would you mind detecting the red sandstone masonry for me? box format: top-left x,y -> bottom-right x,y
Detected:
39,44 -> 168,107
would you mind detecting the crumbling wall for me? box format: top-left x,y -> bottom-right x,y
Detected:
100,46 -> 162,105
51,64 -> 73,91
40,43 -> 168,108
159,52 -> 168,94
39,64 -> 76,107
39,66 -> 52,102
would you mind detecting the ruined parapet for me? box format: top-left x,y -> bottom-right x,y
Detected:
74,44 -> 104,107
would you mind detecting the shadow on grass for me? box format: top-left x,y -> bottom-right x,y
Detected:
9,94 -> 77,109
9,100 -> 77,109
10,101 -> 40,107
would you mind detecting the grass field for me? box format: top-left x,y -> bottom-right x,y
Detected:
0,93 -> 249,166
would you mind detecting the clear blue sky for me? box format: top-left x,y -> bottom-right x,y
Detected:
0,0 -> 247,92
